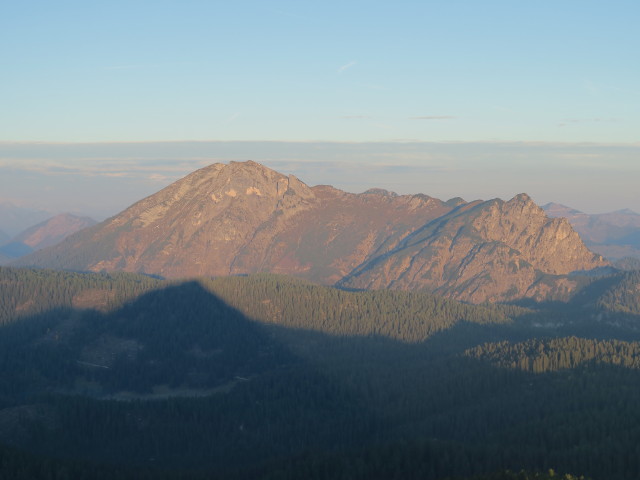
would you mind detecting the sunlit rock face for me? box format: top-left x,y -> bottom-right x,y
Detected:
19,161 -> 608,303
338,193 -> 608,303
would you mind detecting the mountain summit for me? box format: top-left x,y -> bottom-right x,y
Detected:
18,161 -> 608,302
339,193 -> 607,302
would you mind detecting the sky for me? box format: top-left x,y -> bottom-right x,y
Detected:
1,1 -> 638,219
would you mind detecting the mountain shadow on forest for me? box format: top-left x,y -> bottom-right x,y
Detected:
0,281 -> 319,399
2,271 -> 640,479
0,282 -> 383,472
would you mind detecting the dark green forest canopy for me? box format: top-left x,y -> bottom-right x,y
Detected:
201,274 -> 522,342
2,266 -> 639,339
595,270 -> 640,315
0,267 -> 521,341
0,267 -> 639,480
0,266 -> 162,326
466,336 -> 640,373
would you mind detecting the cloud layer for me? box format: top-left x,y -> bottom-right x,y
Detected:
1,140 -> 638,218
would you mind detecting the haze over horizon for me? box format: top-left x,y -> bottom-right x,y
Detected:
2,1 -> 638,218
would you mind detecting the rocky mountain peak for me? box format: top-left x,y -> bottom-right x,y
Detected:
17,162 -> 610,303
363,188 -> 398,197
510,192 -> 533,204
339,192 -> 609,302
468,194 -> 606,276
182,160 -> 314,203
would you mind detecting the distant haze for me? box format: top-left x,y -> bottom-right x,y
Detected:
0,140 -> 639,219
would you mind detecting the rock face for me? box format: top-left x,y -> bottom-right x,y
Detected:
339,194 -> 608,302
19,161 -> 609,303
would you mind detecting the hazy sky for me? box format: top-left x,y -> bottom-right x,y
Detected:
1,1 -> 638,218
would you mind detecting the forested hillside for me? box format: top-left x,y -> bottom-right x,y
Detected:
0,267 -> 161,325
466,337 -> 640,372
0,267 -> 639,479
595,270 -> 640,314
202,274 -> 522,342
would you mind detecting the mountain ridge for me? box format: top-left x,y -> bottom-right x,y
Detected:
17,161 -> 608,303
0,213 -> 96,265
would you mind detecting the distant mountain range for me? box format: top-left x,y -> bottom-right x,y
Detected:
8,213 -> 96,251
0,213 -> 96,264
17,161 -> 608,303
543,202 -> 640,261
0,200 -> 52,237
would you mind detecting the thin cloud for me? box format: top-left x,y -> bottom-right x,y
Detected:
102,61 -> 196,71
357,83 -> 385,90
149,173 -> 172,182
340,115 -> 371,119
338,61 -> 356,74
225,112 -> 241,123
103,172 -> 129,178
2,141 -> 639,216
410,116 -> 456,120
562,118 -> 618,124
0,159 -> 210,179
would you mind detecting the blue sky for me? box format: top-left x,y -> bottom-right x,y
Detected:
1,1 -> 638,218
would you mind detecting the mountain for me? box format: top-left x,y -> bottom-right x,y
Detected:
0,213 -> 96,264
16,161 -> 455,282
0,201 -> 51,237
8,213 -> 96,251
339,194 -> 608,302
18,161 -> 607,303
543,202 -> 640,260
0,229 -> 8,244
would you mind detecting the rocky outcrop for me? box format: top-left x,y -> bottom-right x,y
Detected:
338,194 -> 608,303
19,161 -> 609,303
